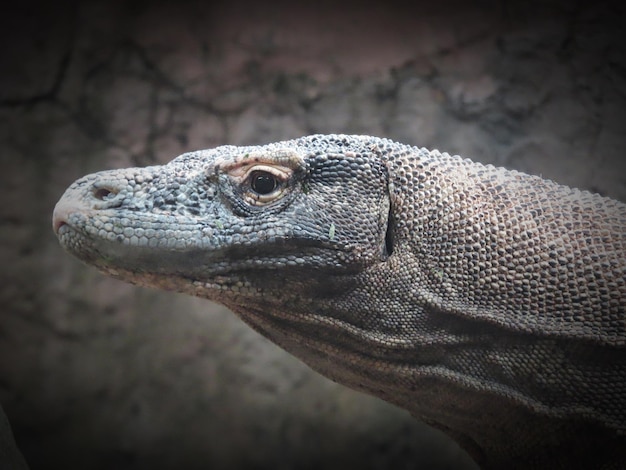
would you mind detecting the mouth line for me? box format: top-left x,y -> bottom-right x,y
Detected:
55,217 -> 362,283
53,219 -> 67,234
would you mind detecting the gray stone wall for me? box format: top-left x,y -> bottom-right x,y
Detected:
0,1 -> 624,469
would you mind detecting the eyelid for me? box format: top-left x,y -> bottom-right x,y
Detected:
229,163 -> 292,182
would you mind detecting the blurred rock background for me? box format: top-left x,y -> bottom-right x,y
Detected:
0,0 -> 624,469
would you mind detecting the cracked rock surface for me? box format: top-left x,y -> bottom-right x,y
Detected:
0,1 -> 624,469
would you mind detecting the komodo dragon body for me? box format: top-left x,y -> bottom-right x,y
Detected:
52,134 -> 625,469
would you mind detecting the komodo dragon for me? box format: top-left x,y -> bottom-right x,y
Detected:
51,134 -> 625,469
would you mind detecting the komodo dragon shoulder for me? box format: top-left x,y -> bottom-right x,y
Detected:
52,134 -> 626,469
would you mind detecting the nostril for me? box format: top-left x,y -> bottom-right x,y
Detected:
92,185 -> 119,201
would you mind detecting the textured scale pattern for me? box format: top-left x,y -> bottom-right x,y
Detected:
53,135 -> 626,469
387,146 -> 625,344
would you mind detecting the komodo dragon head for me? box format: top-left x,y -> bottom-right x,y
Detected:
52,134 -> 393,315
53,134 -> 626,469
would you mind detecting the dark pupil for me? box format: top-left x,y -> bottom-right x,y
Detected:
251,172 -> 277,195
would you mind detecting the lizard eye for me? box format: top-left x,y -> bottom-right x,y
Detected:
250,171 -> 277,195
239,166 -> 288,205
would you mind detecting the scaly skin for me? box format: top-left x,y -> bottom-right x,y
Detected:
53,135 -> 626,469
